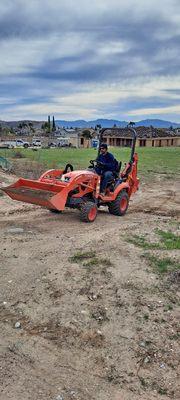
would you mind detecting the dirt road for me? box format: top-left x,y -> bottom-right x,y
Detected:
0,171 -> 179,400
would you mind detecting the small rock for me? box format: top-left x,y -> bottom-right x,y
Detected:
81,310 -> 88,315
144,356 -> 151,364
15,322 -> 21,329
3,301 -> 7,305
139,341 -> 146,347
88,294 -> 97,301
70,390 -> 76,397
55,395 -> 64,400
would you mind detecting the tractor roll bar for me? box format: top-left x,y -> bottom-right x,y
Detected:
128,127 -> 137,163
98,126 -> 137,164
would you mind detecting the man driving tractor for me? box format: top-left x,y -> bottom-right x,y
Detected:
2,127 -> 139,222
95,143 -> 118,195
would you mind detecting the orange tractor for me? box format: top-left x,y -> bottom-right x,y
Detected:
2,127 -> 139,222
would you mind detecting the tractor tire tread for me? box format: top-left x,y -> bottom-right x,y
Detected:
80,201 -> 97,222
108,190 -> 129,216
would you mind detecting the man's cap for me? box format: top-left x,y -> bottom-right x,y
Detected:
100,143 -> 108,149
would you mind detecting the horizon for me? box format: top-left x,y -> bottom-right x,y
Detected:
1,117 -> 180,125
0,1 -> 180,122
1,117 -> 180,130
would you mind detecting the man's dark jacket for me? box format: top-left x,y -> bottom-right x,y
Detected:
95,152 -> 117,174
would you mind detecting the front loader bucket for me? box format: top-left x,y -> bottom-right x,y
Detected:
2,178 -> 67,211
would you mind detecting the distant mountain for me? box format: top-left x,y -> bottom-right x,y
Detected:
135,119 -> 180,128
1,118 -> 180,129
0,120 -> 43,128
56,118 -> 180,129
56,119 -> 128,128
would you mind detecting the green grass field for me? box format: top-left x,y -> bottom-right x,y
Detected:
0,146 -> 179,179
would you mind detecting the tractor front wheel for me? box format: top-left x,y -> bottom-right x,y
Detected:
80,202 -> 98,222
108,190 -> 129,216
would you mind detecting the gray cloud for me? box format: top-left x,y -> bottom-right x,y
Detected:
0,0 -> 180,121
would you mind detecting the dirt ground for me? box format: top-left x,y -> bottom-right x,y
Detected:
0,170 -> 179,400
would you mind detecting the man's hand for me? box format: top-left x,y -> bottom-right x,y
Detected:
96,160 -> 105,167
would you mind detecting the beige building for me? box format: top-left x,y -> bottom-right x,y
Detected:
102,127 -> 180,147
64,129 -> 96,148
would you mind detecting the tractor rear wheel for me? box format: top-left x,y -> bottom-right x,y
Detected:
80,202 -> 98,222
108,190 -> 129,216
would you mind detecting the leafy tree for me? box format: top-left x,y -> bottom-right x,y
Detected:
48,115 -> 51,133
52,116 -> 56,131
82,129 -> 92,139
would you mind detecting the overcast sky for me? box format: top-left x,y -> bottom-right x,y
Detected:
0,0 -> 180,122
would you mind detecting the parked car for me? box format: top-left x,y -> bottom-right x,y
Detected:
16,139 -> 29,148
56,138 -> 70,147
31,139 -> 42,148
48,142 -> 57,148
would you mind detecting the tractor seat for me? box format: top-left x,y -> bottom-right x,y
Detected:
113,161 -> 122,178
105,161 -> 122,190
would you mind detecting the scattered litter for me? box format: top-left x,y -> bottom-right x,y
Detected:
7,227 -> 24,234
160,363 -> 166,369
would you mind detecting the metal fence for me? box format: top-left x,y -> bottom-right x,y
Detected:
0,156 -> 12,172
